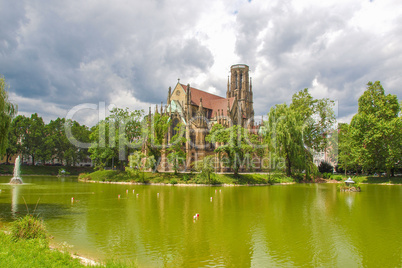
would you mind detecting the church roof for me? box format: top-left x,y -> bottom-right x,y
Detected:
180,84 -> 235,117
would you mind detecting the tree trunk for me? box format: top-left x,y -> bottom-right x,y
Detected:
286,156 -> 292,177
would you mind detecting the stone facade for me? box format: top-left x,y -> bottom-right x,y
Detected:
152,64 -> 255,171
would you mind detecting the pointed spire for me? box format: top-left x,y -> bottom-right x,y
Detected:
227,76 -> 230,98
155,104 -> 159,114
199,98 -> 203,110
168,86 -> 172,104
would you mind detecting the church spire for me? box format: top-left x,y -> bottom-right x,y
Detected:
227,76 -> 230,98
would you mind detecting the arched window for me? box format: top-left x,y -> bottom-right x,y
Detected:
172,118 -> 180,137
240,72 -> 243,90
235,73 -> 238,89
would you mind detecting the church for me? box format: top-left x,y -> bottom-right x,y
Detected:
154,64 -> 256,170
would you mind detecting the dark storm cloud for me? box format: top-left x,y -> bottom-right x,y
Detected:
233,1 -> 402,120
0,0 -> 213,119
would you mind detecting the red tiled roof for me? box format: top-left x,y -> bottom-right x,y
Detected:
180,84 -> 235,118
210,97 -> 235,117
181,84 -> 223,109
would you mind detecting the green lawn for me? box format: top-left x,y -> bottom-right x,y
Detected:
0,165 -> 93,176
79,169 -> 295,185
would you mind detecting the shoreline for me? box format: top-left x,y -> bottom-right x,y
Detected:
78,179 -> 296,186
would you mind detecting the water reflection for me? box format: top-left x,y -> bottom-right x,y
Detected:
0,177 -> 401,267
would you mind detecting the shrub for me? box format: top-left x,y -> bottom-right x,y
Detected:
318,161 -> 334,173
182,174 -> 189,182
11,215 -> 48,241
322,172 -> 332,179
170,179 -> 178,185
293,173 -> 304,182
331,175 -> 343,181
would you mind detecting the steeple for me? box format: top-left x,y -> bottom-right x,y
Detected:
226,76 -> 230,98
167,86 -> 172,104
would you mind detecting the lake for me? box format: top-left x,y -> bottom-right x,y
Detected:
0,176 -> 401,267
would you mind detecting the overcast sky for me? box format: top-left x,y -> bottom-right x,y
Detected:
1,0 -> 401,126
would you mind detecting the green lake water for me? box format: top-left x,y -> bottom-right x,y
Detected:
0,176 -> 401,267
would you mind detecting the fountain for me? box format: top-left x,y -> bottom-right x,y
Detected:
10,156 -> 23,184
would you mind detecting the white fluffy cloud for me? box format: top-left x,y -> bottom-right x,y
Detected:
0,0 -> 401,125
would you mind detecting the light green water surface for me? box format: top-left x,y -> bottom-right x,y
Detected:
0,176 -> 401,267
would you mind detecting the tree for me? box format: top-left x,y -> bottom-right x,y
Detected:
205,124 -> 256,177
193,155 -> 215,184
166,122 -> 186,174
265,103 -> 305,177
0,75 -> 17,157
318,161 -> 333,173
349,81 -> 401,176
23,113 -> 45,165
143,111 -> 170,172
64,120 -> 91,166
265,89 -> 335,178
89,108 -> 143,170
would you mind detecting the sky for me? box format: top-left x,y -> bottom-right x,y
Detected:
1,0 -> 401,126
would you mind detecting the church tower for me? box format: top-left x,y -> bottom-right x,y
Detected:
227,64 -> 254,126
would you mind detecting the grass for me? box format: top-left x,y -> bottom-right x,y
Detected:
0,165 -> 93,176
11,215 -> 48,241
348,175 -> 402,184
79,169 -> 296,185
1,215 -> 137,267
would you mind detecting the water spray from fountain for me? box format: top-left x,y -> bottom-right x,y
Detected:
10,156 -> 23,184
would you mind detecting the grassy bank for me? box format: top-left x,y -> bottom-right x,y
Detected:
79,170 -> 402,185
0,215 -> 136,267
79,169 -> 295,185
0,165 -> 93,176
348,175 -> 402,184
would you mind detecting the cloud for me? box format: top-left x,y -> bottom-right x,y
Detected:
0,0 -> 401,125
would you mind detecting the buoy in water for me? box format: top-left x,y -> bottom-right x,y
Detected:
126,189 -> 128,194
210,197 -> 213,202
71,197 -> 74,203
136,194 -> 139,197
133,190 -> 135,193
118,195 -> 121,199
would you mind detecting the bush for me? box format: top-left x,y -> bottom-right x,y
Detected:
318,161 -> 334,173
293,173 -> 304,182
11,215 -> 48,242
170,179 -> 178,185
322,172 -> 332,179
331,175 -> 343,181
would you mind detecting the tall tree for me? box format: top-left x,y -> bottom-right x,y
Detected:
144,111 -> 170,171
89,108 -> 143,170
265,89 -> 335,177
349,81 -> 401,176
0,75 -> 17,157
167,122 -> 186,174
205,124 -> 256,177
24,113 -> 45,165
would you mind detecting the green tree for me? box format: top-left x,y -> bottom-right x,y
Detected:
266,103 -> 305,177
265,89 -> 335,178
64,120 -> 91,166
144,111 -> 170,172
0,75 -> 17,157
24,113 -> 45,165
349,81 -> 401,176
193,155 -> 215,183
206,124 -> 256,177
89,108 -> 143,170
167,122 -> 186,174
